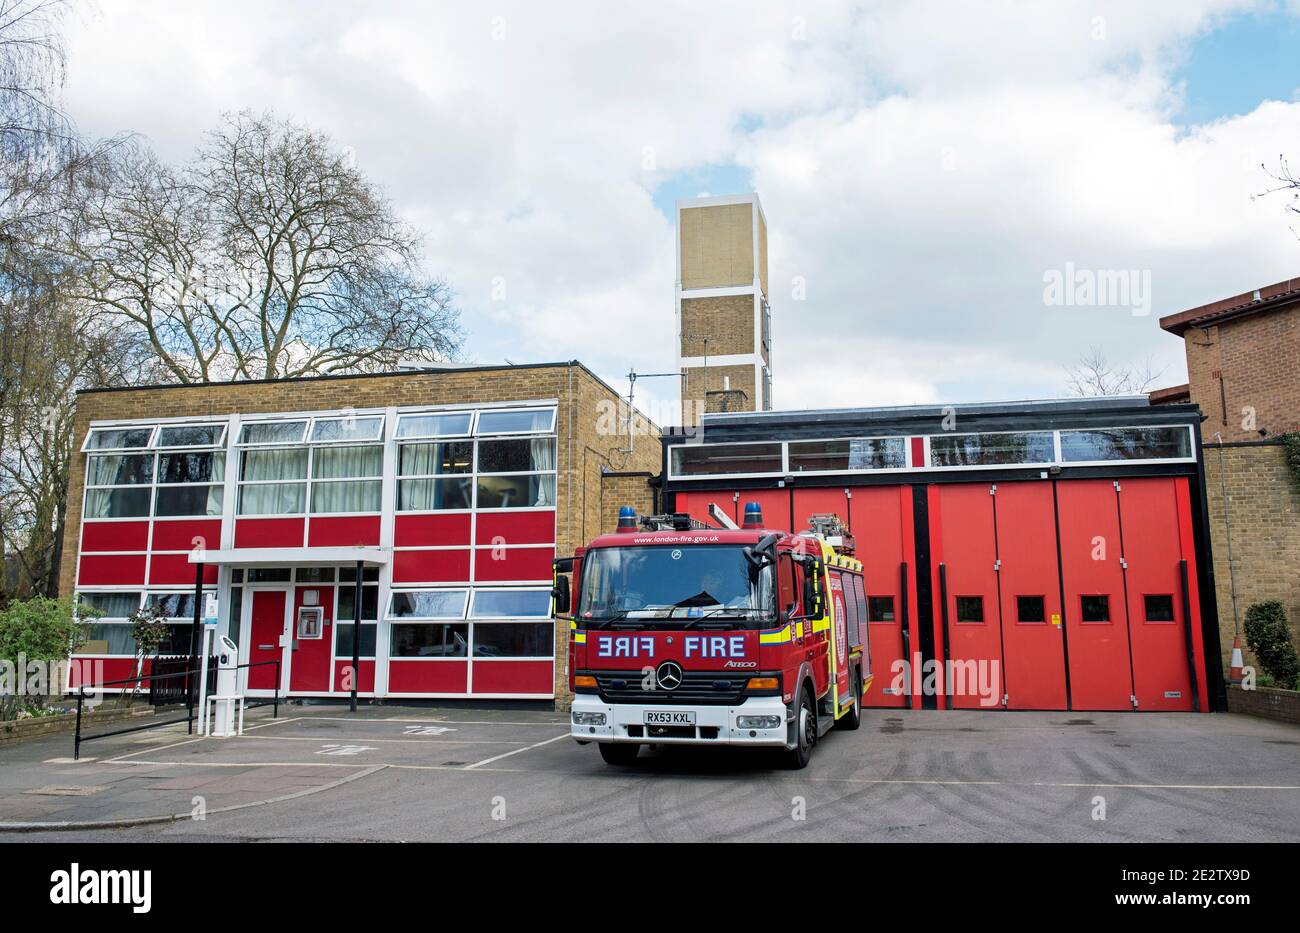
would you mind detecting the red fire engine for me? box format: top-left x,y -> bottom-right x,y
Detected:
554,502 -> 871,768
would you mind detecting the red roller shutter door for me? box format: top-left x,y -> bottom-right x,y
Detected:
992,482 -> 1068,710
1056,480 -> 1133,710
845,486 -> 911,708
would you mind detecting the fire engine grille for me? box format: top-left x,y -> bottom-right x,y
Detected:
591,670 -> 752,705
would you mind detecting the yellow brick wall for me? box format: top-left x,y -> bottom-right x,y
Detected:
680,203 -> 754,289
1203,443 -> 1300,674
680,295 -> 755,357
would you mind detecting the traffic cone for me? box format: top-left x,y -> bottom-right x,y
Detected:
1229,636 -> 1244,684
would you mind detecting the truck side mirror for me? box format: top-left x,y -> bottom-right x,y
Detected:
803,576 -> 821,618
551,574 -> 571,617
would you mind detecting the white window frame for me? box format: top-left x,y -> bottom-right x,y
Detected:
386,588 -> 470,620
667,439 -> 786,481
925,429 -> 1058,471
785,435 -> 912,477
473,407 -> 557,436
395,411 -> 474,440
81,425 -> 158,453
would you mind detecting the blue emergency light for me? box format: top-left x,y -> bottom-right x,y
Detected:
617,505 -> 638,532
742,501 -> 764,529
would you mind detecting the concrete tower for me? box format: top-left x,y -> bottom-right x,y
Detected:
675,193 -> 771,423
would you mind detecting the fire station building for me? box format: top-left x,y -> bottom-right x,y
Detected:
663,397 -> 1225,712
60,362 -> 660,703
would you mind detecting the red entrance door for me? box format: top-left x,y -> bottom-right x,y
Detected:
993,482 -> 1068,710
247,590 -> 287,691
1056,480 -> 1133,710
289,585 -> 335,693
846,486 -> 912,708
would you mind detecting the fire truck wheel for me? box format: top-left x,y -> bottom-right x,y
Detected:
839,668 -> 863,731
785,688 -> 817,770
598,742 -> 640,765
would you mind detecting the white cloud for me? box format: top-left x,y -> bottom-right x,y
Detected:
60,0 -> 1300,417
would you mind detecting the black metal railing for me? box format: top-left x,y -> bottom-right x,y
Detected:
72,659 -> 280,760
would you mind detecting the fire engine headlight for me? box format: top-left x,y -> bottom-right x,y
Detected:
736,715 -> 782,730
572,711 -> 607,726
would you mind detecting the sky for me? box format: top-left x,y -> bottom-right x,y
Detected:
59,0 -> 1300,415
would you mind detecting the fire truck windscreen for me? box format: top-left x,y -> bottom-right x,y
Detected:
577,545 -> 777,628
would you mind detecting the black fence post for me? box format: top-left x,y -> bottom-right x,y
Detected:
187,561 -> 204,734
74,689 -> 84,761
274,659 -> 280,719
351,560 -> 362,713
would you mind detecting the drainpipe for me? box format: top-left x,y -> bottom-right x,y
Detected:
1213,432 -> 1240,637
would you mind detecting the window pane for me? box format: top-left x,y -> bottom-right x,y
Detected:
310,416 -> 383,442
87,427 -> 152,449
475,409 -> 554,434
472,622 -> 553,657
399,441 -> 473,476
333,622 -> 376,658
88,454 -> 153,486
867,596 -> 896,622
76,623 -> 137,655
389,590 -> 469,619
1059,427 -> 1192,462
930,432 -> 1055,467
84,487 -> 151,518
312,445 -> 383,479
78,592 -> 140,618
339,566 -> 380,583
1144,594 -> 1175,622
789,438 -> 907,472
157,424 -> 222,447
670,443 -> 782,476
155,624 -> 194,655
155,485 -> 224,517
226,587 -> 243,647
476,474 -> 556,508
248,568 -> 292,582
955,596 -> 984,623
471,590 -> 552,618
1080,595 -> 1110,623
398,477 -> 472,511
239,421 -> 306,444
391,623 -> 469,658
396,412 -> 472,438
1017,595 -> 1046,623
478,438 -> 557,473
147,593 -> 198,619
296,567 -> 336,583
241,448 -> 308,481
311,480 -> 381,513
336,585 -> 379,622
238,483 -> 305,515
158,451 -> 224,483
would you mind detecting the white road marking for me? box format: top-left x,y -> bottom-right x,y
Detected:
462,733 -> 569,770
316,744 -> 378,756
403,725 -> 456,735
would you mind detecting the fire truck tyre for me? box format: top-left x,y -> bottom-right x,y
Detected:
839,668 -> 862,732
785,688 -> 817,770
598,743 -> 640,765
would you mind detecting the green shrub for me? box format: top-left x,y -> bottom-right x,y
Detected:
1244,601 -> 1300,690
0,597 -> 89,663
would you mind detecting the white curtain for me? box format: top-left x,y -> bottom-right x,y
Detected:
313,445 -> 382,479
530,440 -> 555,506
312,479 -> 381,513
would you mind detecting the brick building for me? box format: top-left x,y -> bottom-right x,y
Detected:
60,362 -> 658,704
1158,277 -> 1300,672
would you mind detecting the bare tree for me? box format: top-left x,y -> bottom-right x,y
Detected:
1257,155 -> 1300,241
1065,346 -> 1163,397
74,111 -> 463,382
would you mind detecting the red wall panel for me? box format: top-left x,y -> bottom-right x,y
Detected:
471,659 -> 553,695
388,660 -> 468,694
81,521 -> 149,553
148,553 -> 217,585
151,519 -> 221,552
845,486 -> 912,708
392,548 -> 471,583
68,657 -> 149,689
1056,479 -> 1134,710
308,515 -> 381,547
395,513 -> 471,547
333,659 -> 375,693
235,517 -> 304,548
291,586 -> 335,693
474,546 -> 554,582
475,510 -> 556,545
78,553 -> 147,586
